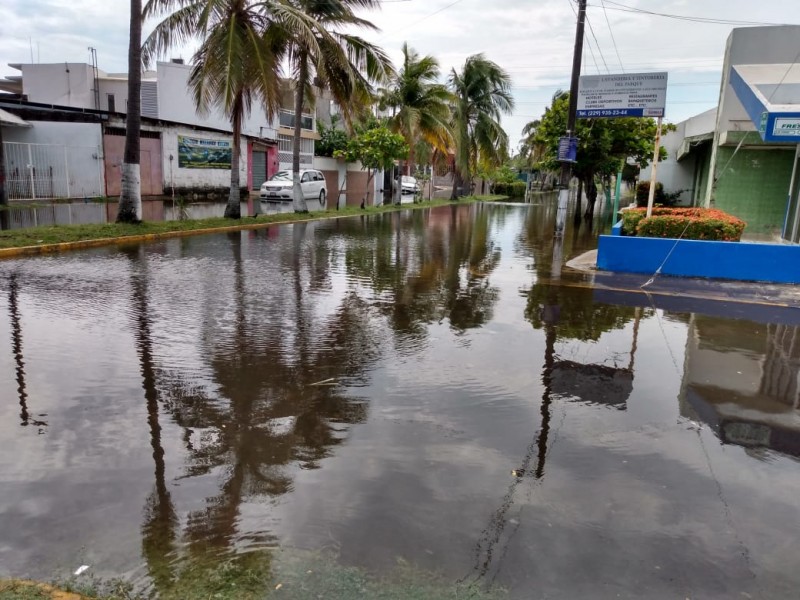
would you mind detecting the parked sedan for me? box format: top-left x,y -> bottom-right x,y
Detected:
260,169 -> 327,204
401,175 -> 421,195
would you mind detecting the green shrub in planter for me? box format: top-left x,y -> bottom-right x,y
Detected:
635,181 -> 665,206
621,207 -> 746,241
491,181 -> 526,197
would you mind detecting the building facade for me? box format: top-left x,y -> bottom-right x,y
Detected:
640,25 -> 800,238
0,59 -> 336,200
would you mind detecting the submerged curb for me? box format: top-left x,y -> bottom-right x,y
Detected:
0,197 -> 506,260
0,579 -> 88,599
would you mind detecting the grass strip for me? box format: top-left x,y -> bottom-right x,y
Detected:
0,196 -> 506,254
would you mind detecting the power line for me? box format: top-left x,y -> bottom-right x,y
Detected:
379,0 -> 466,39
585,12 -> 611,73
595,1 -> 795,26
566,0 -> 600,75
599,0 -> 624,72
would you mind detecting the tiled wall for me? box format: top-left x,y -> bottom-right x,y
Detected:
712,147 -> 795,234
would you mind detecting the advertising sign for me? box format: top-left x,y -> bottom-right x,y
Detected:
558,136 -> 578,163
577,72 -> 668,118
773,117 -> 800,137
178,136 -> 232,169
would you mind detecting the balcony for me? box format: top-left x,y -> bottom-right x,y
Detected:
279,110 -> 314,132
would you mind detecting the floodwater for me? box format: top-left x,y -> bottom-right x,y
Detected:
2,199 -> 800,599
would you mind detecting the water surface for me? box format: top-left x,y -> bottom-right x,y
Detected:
1,200 -> 800,599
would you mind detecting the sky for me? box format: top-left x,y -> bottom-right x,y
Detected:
2,0 -> 800,152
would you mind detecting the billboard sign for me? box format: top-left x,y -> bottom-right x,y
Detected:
577,72 -> 668,118
178,135 -> 232,169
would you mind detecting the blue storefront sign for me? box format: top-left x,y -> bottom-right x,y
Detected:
730,66 -> 800,143
558,136 -> 578,162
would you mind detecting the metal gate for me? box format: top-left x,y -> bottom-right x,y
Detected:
252,150 -> 267,190
3,142 -> 104,200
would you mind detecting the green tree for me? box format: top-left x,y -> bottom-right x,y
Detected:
118,0 -> 143,223
380,43 -> 454,176
335,125 -> 408,207
280,0 -> 394,213
143,0 -> 312,219
533,91 -> 672,218
448,54 -> 514,199
315,117 -> 349,157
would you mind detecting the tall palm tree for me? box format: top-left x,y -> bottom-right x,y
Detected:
380,43 -> 453,178
143,0 -> 316,219
117,0 -> 143,223
280,0 -> 394,213
448,55 -> 514,199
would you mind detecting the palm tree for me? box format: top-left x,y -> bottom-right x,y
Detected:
143,0 -> 316,219
448,55 -> 514,199
280,0 -> 394,213
380,43 -> 453,179
117,0 -> 143,223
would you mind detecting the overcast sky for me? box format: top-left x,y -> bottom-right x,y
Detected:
3,0 -> 800,151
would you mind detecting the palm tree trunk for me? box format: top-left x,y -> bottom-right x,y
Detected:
292,53 -> 309,214
451,170 -> 462,200
118,0 -> 142,223
224,96 -> 242,219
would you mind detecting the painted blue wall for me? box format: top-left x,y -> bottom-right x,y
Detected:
597,235 -> 800,284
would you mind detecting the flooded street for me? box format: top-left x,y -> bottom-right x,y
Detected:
2,200 -> 800,599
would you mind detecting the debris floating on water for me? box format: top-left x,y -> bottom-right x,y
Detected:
74,565 -> 90,576
310,378 -> 339,387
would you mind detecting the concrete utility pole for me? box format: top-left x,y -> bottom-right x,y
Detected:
556,0 -> 587,235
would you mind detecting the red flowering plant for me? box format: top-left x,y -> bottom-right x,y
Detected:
620,207 -> 746,242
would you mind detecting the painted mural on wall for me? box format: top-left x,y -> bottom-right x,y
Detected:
178,135 -> 232,169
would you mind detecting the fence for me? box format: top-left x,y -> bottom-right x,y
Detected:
3,142 -> 104,200
3,203 -> 108,229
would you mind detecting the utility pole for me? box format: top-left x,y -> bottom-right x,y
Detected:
555,0 -> 587,235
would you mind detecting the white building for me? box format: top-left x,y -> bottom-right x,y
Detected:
0,60 -> 331,199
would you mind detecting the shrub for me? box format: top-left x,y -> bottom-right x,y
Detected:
492,181 -> 526,198
635,181 -> 665,207
621,207 -> 746,241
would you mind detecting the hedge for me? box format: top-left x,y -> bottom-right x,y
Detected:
621,207 -> 746,242
491,181 -> 526,198
635,181 -> 665,206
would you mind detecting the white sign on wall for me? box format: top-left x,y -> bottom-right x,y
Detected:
773,118 -> 800,137
577,72 -> 668,118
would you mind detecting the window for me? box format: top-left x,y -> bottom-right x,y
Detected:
107,93 -> 116,113
279,110 -> 314,131
301,172 -> 310,183
315,172 -> 324,181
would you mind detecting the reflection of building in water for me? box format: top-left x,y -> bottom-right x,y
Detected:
680,315 -> 800,457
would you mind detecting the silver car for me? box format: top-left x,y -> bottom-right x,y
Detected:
260,169 -> 327,204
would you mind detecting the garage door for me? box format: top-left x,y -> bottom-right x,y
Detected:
252,150 -> 267,190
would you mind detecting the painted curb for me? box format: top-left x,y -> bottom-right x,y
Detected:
0,197 -> 504,260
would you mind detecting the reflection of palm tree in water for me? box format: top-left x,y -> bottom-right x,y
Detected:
124,247 -> 179,590
132,229 -> 376,583
7,273 -> 47,432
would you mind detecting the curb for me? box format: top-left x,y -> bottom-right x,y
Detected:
0,197 -> 504,260
0,215 -> 323,259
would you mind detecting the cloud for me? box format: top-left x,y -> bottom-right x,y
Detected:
2,0 -> 800,143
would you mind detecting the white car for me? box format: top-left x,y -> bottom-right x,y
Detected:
260,169 -> 327,204
401,175 -> 421,195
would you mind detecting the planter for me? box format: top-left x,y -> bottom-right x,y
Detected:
597,227 -> 800,284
